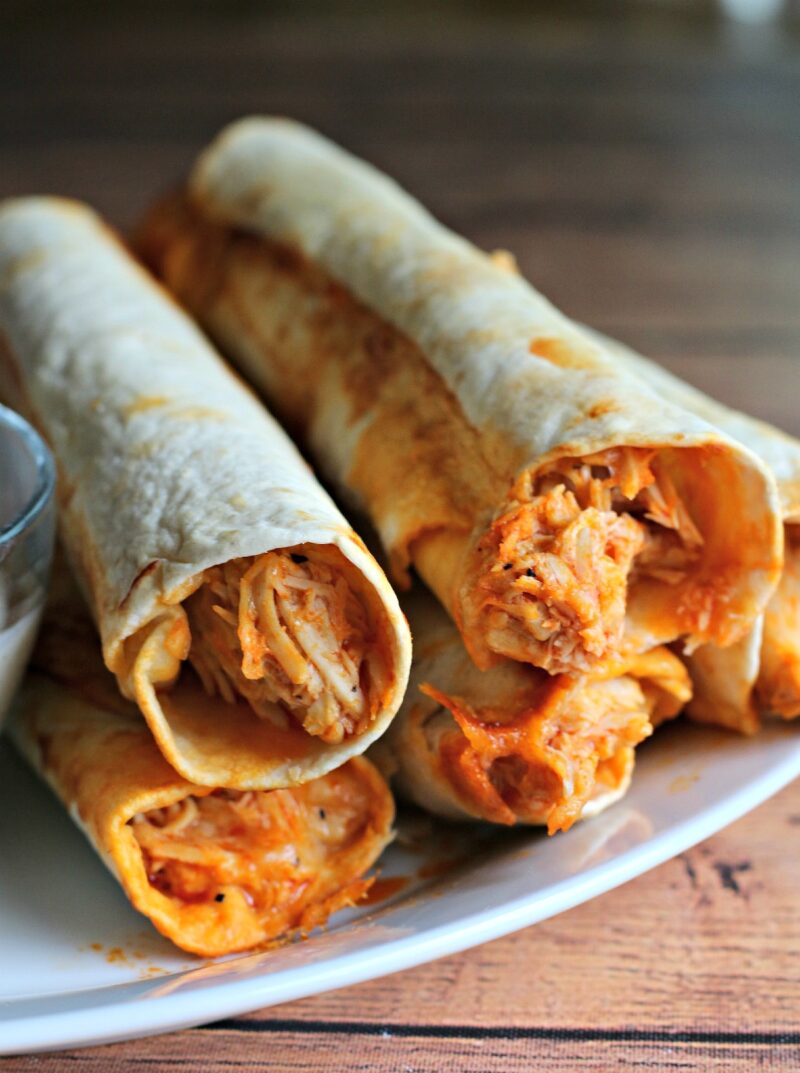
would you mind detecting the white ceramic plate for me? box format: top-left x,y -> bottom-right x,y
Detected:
2,718 -> 800,1055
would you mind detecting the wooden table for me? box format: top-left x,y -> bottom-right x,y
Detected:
3,5 -> 800,1069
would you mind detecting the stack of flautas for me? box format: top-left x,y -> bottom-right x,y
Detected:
5,119 -> 794,955
138,116 -> 784,831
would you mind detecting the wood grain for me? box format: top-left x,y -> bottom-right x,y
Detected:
2,5 -> 799,1069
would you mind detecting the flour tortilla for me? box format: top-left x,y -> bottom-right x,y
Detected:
0,197 -> 411,786
9,676 -> 393,957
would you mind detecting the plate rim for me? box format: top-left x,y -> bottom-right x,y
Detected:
4,737 -> 800,1056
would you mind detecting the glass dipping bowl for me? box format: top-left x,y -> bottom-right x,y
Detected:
0,403 -> 55,730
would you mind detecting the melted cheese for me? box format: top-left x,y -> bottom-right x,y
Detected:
131,760 -> 390,950
421,644 -> 690,834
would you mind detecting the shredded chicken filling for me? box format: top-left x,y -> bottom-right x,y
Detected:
424,646 -> 689,834
185,549 -> 375,744
131,772 -> 372,919
471,447 -> 704,674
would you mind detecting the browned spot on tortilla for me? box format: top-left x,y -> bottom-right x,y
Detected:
120,384 -> 227,423
528,336 -> 595,368
563,399 -> 621,430
462,327 -> 505,349
587,400 -> 620,420
234,182 -> 273,217
129,440 -> 159,461
123,395 -> 170,417
0,248 -> 50,291
170,405 -> 227,422
344,529 -> 369,554
489,249 -> 519,275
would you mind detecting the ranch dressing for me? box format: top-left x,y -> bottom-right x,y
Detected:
0,574 -> 43,729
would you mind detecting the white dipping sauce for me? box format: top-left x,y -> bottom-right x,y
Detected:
0,576 -> 43,730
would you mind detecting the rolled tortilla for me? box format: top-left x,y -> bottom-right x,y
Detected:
9,585 -> 394,957
139,117 -> 782,681
0,197 -> 411,787
588,332 -> 800,732
370,590 -> 691,833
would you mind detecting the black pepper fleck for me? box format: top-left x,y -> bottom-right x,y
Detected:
290,553 -> 309,564
214,893 -> 225,903
503,562 -> 513,571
